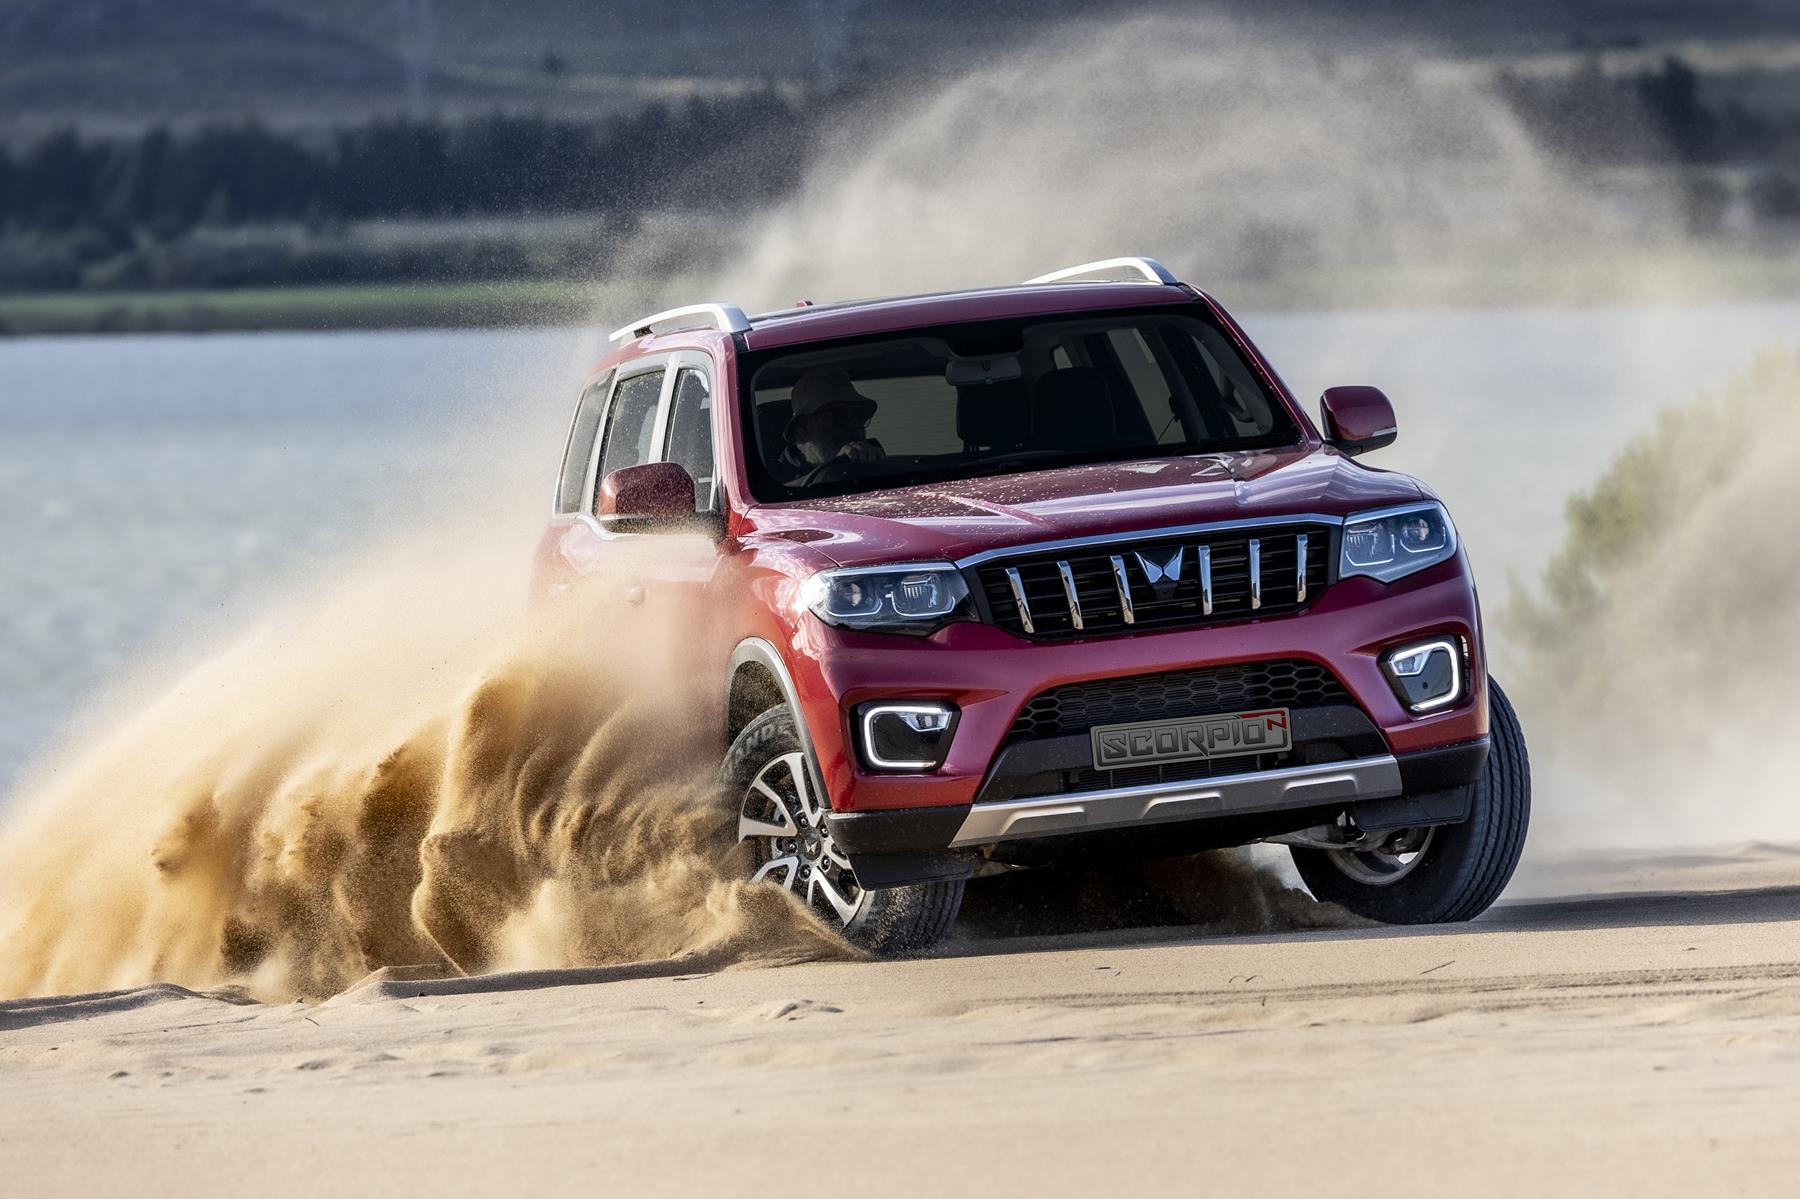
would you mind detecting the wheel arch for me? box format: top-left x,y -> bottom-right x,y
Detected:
725,638 -> 830,802
726,659 -> 783,746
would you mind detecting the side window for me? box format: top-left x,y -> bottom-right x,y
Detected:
594,368 -> 666,499
663,368 -> 716,512
555,372 -> 612,515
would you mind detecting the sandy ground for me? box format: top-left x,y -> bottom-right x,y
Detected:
5,845 -> 1800,1198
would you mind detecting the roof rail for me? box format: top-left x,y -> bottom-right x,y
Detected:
1024,257 -> 1179,286
608,302 -> 752,344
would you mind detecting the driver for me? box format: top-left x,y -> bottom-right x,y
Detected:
776,369 -> 887,483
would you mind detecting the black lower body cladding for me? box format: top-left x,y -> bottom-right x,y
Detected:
827,739 -> 1487,889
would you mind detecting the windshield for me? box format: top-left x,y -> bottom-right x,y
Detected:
739,310 -> 1302,502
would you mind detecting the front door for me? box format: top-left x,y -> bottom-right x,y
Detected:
546,351 -> 728,742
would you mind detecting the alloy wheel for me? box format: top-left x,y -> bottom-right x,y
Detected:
736,751 -> 864,925
1323,825 -> 1437,887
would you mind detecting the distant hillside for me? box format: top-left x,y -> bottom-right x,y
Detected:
0,0 -> 382,64
0,0 -> 418,124
3,0 -> 1799,137
1,0 -> 1095,134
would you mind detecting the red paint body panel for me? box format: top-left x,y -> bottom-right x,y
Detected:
753,448 -> 1421,570
537,281 -> 1491,819
739,282 -> 1191,350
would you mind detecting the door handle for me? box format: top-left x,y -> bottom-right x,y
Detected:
624,585 -> 646,606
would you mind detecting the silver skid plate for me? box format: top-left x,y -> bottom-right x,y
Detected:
949,754 -> 1403,848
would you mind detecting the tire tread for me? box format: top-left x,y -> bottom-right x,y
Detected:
723,706 -> 963,954
1290,678 -> 1531,924
1443,680 -> 1531,921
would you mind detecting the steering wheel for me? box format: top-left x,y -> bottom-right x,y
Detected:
798,456 -> 867,486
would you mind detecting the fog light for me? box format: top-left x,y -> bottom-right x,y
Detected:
858,702 -> 958,771
1382,638 -> 1464,714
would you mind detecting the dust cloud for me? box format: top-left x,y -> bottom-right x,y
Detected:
1503,345 -> 1800,848
0,14 -> 1777,1001
956,846 -> 1366,940
721,14 -> 1667,308
0,530 -> 843,1002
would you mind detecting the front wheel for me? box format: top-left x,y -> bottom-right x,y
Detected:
724,706 -> 963,953
1291,678 -> 1530,924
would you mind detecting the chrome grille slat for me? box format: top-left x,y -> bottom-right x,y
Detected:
1249,537 -> 1262,611
1056,560 -> 1085,630
977,524 -> 1331,641
1109,555 -> 1136,625
1003,566 -> 1035,635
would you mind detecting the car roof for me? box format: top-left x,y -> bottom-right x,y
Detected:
585,283 -> 1200,380
736,281 -> 1195,350
595,259 -> 1205,371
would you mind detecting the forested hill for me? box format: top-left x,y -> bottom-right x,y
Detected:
5,0 -> 1799,136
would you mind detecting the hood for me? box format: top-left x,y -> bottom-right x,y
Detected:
745,447 -> 1424,568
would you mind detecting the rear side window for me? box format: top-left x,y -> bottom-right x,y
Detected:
554,371 -> 612,515
594,369 -> 666,492
663,368 -> 716,512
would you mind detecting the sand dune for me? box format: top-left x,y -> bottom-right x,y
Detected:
5,848 -> 1799,1198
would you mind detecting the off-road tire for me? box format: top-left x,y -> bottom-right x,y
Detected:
724,706 -> 963,953
1291,678 -> 1531,924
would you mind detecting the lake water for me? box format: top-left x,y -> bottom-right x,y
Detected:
3,302 -> 1798,800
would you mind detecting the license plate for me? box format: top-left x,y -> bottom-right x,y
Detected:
1090,708 -> 1291,770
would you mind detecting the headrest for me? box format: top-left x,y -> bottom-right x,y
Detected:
1031,368 -> 1116,448
956,379 -> 1028,450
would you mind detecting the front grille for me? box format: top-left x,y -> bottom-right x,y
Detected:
976,524 -> 1332,640
1009,659 -> 1350,740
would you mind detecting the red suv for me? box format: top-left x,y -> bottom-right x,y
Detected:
537,258 -> 1530,952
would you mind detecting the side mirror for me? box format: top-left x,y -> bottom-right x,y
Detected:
1319,386 -> 1398,456
595,462 -> 697,530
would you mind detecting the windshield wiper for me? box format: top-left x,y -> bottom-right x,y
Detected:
976,457 -> 1062,475
972,449 -> 1075,466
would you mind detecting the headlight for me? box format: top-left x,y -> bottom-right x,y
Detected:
1340,502 -> 1458,583
799,564 -> 974,633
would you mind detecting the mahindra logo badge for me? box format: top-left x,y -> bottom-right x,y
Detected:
1135,547 -> 1184,597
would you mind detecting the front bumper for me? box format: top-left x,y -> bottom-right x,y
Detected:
787,554 -> 1487,817
829,738 -> 1487,854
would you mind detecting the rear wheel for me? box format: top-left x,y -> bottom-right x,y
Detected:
725,706 -> 963,953
1291,678 -> 1530,924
